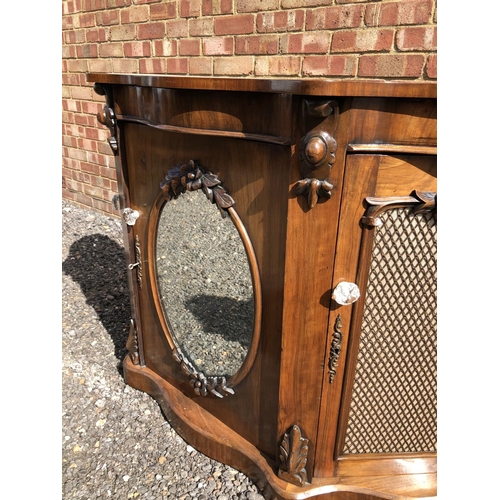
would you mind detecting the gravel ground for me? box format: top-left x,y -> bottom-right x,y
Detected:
62,200 -> 265,500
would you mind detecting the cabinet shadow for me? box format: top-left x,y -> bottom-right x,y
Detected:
63,234 -> 131,373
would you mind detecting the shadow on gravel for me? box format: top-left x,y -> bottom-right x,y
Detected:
63,234 -> 131,373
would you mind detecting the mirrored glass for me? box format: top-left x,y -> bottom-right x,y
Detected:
156,189 -> 254,378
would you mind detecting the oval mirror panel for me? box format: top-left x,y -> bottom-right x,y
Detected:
156,189 -> 255,380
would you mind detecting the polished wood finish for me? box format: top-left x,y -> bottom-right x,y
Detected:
112,85 -> 293,145
122,121 -> 289,456
88,74 -> 437,500
315,154 -> 437,477
88,73 -> 437,98
346,144 -> 437,155
348,98 -> 437,147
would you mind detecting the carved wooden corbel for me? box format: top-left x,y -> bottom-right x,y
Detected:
278,425 -> 309,486
295,99 -> 339,209
93,83 -> 118,154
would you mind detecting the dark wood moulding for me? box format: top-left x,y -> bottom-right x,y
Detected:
87,73 -> 436,98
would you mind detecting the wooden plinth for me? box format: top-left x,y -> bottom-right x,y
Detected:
123,356 -> 436,500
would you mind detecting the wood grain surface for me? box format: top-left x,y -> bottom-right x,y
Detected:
91,75 -> 438,499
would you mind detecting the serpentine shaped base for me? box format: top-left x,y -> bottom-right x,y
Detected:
122,356 -> 436,500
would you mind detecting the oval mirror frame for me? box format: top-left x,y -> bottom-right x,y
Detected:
148,161 -> 262,398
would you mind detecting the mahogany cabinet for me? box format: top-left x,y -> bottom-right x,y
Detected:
88,74 -> 437,500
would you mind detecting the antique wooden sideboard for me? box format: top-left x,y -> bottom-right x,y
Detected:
88,73 -> 437,500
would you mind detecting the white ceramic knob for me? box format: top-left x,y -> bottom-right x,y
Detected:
332,281 -> 360,305
123,208 -> 140,226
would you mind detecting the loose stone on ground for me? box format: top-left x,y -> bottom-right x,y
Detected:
62,201 -> 265,499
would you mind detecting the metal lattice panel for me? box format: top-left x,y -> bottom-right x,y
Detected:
343,208 -> 437,455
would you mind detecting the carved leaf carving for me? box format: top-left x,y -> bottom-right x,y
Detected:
278,425 -> 309,486
200,171 -> 221,188
213,186 -> 235,215
160,160 -> 235,215
125,318 -> 139,365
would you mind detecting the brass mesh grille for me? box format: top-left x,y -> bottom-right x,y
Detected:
343,208 -> 437,455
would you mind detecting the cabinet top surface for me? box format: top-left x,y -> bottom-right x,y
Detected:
87,73 -> 436,98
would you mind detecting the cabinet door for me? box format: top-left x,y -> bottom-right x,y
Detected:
315,154 -> 437,486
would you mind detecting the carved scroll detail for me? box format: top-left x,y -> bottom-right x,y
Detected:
127,235 -> 143,289
295,99 -> 339,209
133,235 -> 142,289
94,83 -> 118,154
172,348 -> 235,398
328,315 -> 343,384
278,425 -> 309,487
362,190 -> 436,227
126,318 -> 140,365
160,160 -> 235,218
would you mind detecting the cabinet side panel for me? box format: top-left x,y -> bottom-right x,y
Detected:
277,99 -> 351,481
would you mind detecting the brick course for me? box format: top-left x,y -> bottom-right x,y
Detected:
62,0 -> 437,215
150,2 -> 176,20
305,5 -> 363,30
257,10 -> 304,32
214,14 -> 255,34
235,35 -> 279,55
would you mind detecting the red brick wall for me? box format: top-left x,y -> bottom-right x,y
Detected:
62,0 -> 437,215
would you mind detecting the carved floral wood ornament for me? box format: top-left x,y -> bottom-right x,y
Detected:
160,160 -> 235,217
159,161 -> 236,397
296,99 -> 339,209
126,318 -> 139,366
328,315 -> 343,384
172,347 -> 235,398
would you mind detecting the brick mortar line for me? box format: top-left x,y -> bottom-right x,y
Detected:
61,9 -> 437,30
62,50 -> 436,70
